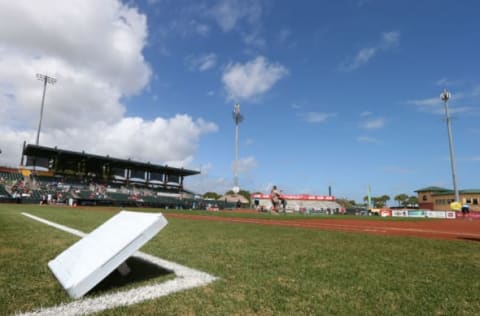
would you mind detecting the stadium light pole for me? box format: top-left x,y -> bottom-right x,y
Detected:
35,73 -> 56,146
440,89 -> 460,202
232,104 -> 244,194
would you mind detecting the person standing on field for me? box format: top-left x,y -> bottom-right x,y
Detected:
270,185 -> 281,213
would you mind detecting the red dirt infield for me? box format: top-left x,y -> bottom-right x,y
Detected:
165,210 -> 480,242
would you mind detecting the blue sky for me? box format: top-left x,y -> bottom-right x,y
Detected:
0,0 -> 479,202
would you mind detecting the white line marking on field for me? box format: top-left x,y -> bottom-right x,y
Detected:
19,212 -> 217,316
363,229 -> 387,233
22,212 -> 88,237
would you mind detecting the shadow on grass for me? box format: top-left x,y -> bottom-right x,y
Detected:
458,237 -> 480,242
88,256 -> 174,296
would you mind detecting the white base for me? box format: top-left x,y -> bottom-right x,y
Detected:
47,210 -> 167,299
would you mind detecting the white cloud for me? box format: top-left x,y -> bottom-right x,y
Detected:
340,31 -> 400,71
0,0 -> 217,167
408,91 -> 478,115
186,53 -> 217,71
436,78 -> 449,86
191,21 -> 211,37
360,111 -> 372,117
183,163 -> 232,194
349,47 -> 377,69
407,97 -> 439,107
222,56 -> 288,101
1,115 -> 217,167
209,0 -> 265,48
435,77 -> 463,87
431,106 -> 475,116
183,156 -> 257,195
234,156 -> 257,173
459,156 -> 480,162
291,103 -> 302,110
241,30 -> 266,49
380,31 -> 400,47
0,1 -> 151,95
148,1 -> 265,50
356,136 -> 379,143
472,85 -> 480,96
210,0 -> 262,32
303,112 -> 337,123
278,28 -> 292,43
361,118 -> 385,129
185,175 -> 232,195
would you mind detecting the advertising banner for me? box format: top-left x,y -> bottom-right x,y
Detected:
392,210 -> 408,217
408,210 -> 426,218
446,211 -> 456,219
380,209 -> 392,217
426,211 -> 446,219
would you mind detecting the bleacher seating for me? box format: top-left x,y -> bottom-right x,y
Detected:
0,185 -> 11,198
105,192 -> 131,202
75,190 -> 98,199
0,171 -> 24,182
0,168 -> 202,209
34,175 -> 59,183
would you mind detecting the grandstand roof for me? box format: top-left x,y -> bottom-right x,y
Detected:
22,144 -> 199,177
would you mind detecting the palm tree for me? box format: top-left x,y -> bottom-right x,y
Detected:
394,194 -> 409,207
407,196 -> 418,207
225,189 -> 252,204
203,192 -> 220,200
380,195 -> 390,207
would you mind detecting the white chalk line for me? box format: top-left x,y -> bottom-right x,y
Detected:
19,212 -> 218,316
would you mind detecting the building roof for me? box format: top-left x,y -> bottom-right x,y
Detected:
414,186 -> 450,193
432,189 -> 480,196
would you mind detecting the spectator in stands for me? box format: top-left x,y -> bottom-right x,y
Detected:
270,185 -> 281,214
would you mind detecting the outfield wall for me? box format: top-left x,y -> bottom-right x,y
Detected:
389,209 -> 457,219
251,193 -> 343,213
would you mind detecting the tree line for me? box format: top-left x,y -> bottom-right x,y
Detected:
202,190 -> 253,203
202,191 -> 418,209
361,194 -> 418,208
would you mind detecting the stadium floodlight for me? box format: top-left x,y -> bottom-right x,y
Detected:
35,73 -> 57,146
440,89 -> 460,202
232,104 -> 244,193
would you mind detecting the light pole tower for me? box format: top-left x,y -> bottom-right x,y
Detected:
35,73 -> 56,145
440,89 -> 460,202
232,104 -> 244,193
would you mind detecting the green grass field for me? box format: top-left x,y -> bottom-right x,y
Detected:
1,204 -> 480,315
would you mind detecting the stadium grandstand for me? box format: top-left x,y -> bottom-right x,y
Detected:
0,143 -> 239,209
